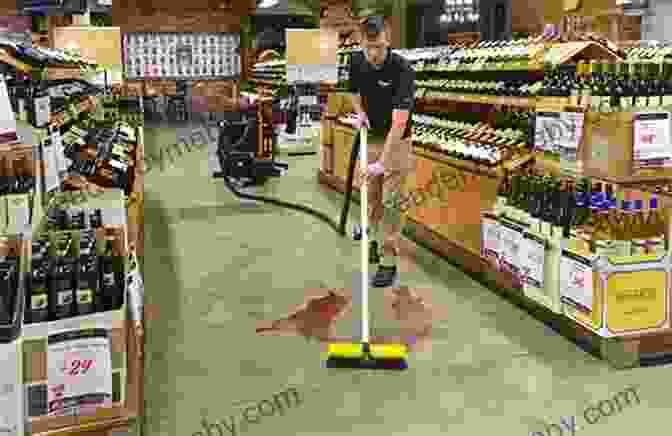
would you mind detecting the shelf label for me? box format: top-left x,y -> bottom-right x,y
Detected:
480,215 -> 501,268
534,111 -> 584,154
633,112 -> 672,168
498,220 -> 524,277
47,329 -> 113,417
520,232 -> 546,289
0,341 -> 21,436
605,270 -> 667,332
559,250 -> 593,311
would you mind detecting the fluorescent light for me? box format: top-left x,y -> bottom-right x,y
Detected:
258,0 -> 279,7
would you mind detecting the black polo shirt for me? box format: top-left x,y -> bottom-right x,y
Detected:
348,50 -> 415,139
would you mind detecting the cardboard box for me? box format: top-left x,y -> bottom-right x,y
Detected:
581,111 -> 634,180
22,227 -> 129,432
560,244 -> 670,338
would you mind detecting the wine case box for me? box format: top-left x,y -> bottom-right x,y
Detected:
332,123 -> 356,181
321,118 -> 334,146
581,111 -> 634,180
559,244 -> 671,338
479,214 -> 671,335
21,227 -> 130,433
320,144 -> 333,174
0,237 -> 29,343
0,144 -> 42,236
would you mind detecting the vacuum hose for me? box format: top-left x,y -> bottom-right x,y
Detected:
219,122 -> 362,237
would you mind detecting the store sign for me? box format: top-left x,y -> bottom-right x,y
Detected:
0,342 -> 22,436
633,112 -> 672,168
47,329 -> 113,417
534,111 -> 584,154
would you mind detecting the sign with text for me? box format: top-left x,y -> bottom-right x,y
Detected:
47,329 -> 112,416
633,112 -> 672,168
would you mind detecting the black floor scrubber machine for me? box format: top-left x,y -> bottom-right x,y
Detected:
213,113 -> 365,238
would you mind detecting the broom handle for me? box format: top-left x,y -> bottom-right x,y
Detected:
360,127 -> 369,344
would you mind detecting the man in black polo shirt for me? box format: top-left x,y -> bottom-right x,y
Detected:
349,16 -> 415,287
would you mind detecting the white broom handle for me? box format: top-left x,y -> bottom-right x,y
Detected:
360,127 -> 369,344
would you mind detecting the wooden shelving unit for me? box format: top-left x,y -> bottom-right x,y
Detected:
318,40 -> 672,369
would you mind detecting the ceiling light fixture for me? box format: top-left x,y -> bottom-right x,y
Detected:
258,0 -> 279,8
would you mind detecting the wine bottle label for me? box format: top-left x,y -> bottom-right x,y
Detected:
636,96 -> 649,108
31,294 -> 48,310
621,98 -> 631,110
57,290 -> 73,306
77,289 -> 93,305
663,95 -> 672,106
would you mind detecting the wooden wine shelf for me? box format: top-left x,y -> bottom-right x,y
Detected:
417,94 -> 535,108
534,154 -> 672,185
413,147 -> 534,179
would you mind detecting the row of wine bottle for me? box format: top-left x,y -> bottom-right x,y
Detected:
0,40 -> 93,70
417,79 -> 543,98
0,154 -> 34,195
543,60 -> 672,111
26,232 -> 124,324
411,114 -> 528,166
62,121 -> 137,193
491,174 -> 667,257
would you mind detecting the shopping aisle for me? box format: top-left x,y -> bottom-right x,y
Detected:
142,121 -> 670,436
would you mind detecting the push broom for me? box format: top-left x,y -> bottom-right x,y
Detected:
325,127 -> 409,370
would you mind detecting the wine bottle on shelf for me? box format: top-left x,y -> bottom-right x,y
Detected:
99,239 -> 123,312
50,234 -> 77,320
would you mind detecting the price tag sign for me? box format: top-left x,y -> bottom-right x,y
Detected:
481,215 -> 501,267
520,233 -> 546,289
0,341 -> 21,435
535,111 -> 584,153
633,112 -> 672,167
498,221 -> 524,277
559,251 -> 593,312
50,129 -> 70,176
42,136 -> 61,193
47,329 -> 113,417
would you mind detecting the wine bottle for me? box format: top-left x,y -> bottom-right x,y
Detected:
76,230 -> 97,316
50,234 -> 77,320
99,239 -> 123,311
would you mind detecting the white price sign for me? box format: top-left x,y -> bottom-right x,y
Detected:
481,215 -> 501,266
47,329 -> 113,416
0,342 -> 21,436
520,233 -> 546,289
42,136 -> 61,193
534,111 -> 584,153
50,129 -> 70,175
498,221 -> 524,276
633,112 -> 672,167
559,251 -> 593,311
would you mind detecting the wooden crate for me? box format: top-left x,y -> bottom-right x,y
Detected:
410,154 -> 498,258
21,225 -> 143,435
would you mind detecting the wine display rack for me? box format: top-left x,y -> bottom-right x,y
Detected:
318,36 -> 672,369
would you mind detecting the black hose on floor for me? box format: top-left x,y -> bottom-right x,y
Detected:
221,131 -> 361,237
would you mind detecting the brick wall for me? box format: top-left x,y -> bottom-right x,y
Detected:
511,0 -> 544,34
113,0 -> 254,33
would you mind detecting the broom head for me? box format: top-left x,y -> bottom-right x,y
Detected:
325,342 -> 408,370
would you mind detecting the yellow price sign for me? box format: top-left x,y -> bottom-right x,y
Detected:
606,270 -> 668,333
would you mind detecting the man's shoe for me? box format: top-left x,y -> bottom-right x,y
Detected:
372,265 -> 397,288
369,241 -> 380,264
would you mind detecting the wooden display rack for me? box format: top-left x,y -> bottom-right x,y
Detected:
28,119 -> 144,436
318,40 -> 672,368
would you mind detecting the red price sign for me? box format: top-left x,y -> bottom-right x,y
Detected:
61,353 -> 96,377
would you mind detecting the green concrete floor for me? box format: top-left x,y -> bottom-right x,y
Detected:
142,120 -> 670,436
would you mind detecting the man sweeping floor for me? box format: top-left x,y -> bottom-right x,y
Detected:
350,15 -> 416,288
